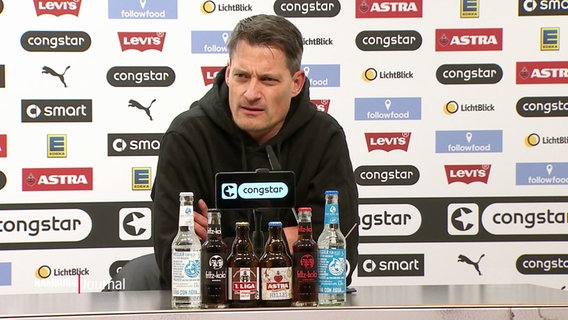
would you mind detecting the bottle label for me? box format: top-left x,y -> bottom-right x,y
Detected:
204,253 -> 227,283
261,267 -> 292,300
172,251 -> 201,298
294,252 -> 318,284
179,205 -> 194,227
228,267 -> 259,301
318,248 -> 346,294
324,203 -> 339,224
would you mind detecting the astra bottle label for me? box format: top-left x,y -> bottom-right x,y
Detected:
318,248 -> 346,294
228,267 -> 259,301
261,267 -> 292,300
294,253 -> 317,283
172,251 -> 201,297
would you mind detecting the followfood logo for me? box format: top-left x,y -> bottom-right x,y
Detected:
274,0 -> 340,17
519,0 -> 568,15
354,97 -> 421,120
436,63 -> 503,84
460,0 -> 479,18
108,133 -> 162,156
34,0 -> 82,16
22,99 -> 92,123
447,203 -> 479,235
516,96 -> 568,117
221,182 -> 288,200
517,254 -> 568,274
0,262 -> 10,286
201,66 -> 223,85
365,132 -> 411,152
436,130 -> 503,153
358,254 -> 424,277
132,167 -> 151,190
445,164 -> 491,184
47,134 -> 67,158
356,0 -> 422,18
482,202 -> 568,234
301,64 -> 340,87
355,165 -> 419,186
192,31 -> 230,54
108,0 -> 178,19
107,66 -> 175,87
359,204 -> 421,236
21,31 -> 91,52
356,30 -> 422,51
443,100 -> 495,115
118,32 -> 166,52
516,162 -> 568,185
311,99 -> 330,112
0,134 -> 6,157
516,61 -> 568,84
119,207 -> 151,240
22,168 -> 93,191
525,133 -> 568,147
200,1 -> 253,14
541,27 -> 559,51
435,28 -> 502,51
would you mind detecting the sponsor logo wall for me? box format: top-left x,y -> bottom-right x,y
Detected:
0,0 -> 567,293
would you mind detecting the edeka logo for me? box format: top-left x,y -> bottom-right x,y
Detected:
107,66 -> 175,87
436,130 -> 503,153
21,99 -> 92,123
33,0 -> 82,17
274,0 -> 340,17
301,64 -> 340,87
119,207 -> 151,240
516,162 -> 568,185
444,164 -> 491,184
192,31 -> 231,54
447,203 -> 479,235
0,262 -> 10,286
356,0 -> 422,18
356,30 -> 422,51
436,63 -> 502,84
435,28 -> 502,51
355,165 -> 419,186
132,167 -> 151,190
201,66 -> 223,86
365,132 -> 411,152
108,0 -> 178,19
21,31 -> 91,52
358,254 -> 424,277
359,204 -> 421,235
0,134 -> 6,157
516,61 -> 568,84
517,254 -> 568,274
22,168 -> 93,191
516,96 -> 568,117
0,65 -> 5,88
311,99 -> 330,112
354,97 -> 421,121
482,202 -> 568,235
47,134 -> 67,158
460,0 -> 479,18
443,100 -> 495,115
519,0 -> 568,16
108,133 -> 162,156
118,32 -> 166,52
541,27 -> 559,51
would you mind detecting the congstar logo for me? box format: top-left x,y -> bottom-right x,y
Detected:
436,64 -> 503,84
355,165 -> 419,185
21,31 -> 91,52
516,96 -> 568,117
274,0 -> 340,17
106,66 -> 175,87
356,30 -> 422,51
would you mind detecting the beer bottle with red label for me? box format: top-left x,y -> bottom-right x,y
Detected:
260,221 -> 292,307
292,207 -> 318,306
227,222 -> 260,307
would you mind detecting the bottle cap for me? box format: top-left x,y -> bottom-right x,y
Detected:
179,191 -> 194,197
297,207 -> 312,212
268,221 -> 282,227
325,190 -> 339,195
236,221 -> 249,227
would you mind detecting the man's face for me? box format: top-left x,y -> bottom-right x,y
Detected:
225,40 -> 305,145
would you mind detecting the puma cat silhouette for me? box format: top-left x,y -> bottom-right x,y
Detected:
458,254 -> 485,276
42,66 -> 70,87
128,99 -> 156,120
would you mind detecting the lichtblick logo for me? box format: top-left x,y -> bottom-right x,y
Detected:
21,99 -> 92,123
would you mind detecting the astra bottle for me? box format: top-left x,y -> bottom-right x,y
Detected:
260,221 -> 293,307
227,222 -> 260,307
292,207 -> 318,306
201,208 -> 228,308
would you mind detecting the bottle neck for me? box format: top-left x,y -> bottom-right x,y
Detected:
233,226 -> 253,253
266,226 -> 286,253
178,203 -> 194,230
298,221 -> 313,240
206,212 -> 222,240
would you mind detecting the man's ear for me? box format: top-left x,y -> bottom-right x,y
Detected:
225,60 -> 231,85
291,69 -> 306,97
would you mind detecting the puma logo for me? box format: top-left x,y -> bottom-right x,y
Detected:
458,254 -> 485,276
128,99 -> 156,120
42,66 -> 70,87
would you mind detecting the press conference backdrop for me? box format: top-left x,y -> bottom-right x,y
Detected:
1,0 -> 568,294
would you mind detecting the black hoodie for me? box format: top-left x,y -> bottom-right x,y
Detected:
152,67 -> 359,289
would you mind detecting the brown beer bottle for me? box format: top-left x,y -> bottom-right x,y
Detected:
292,207 -> 318,306
201,209 -> 228,308
260,221 -> 292,307
227,222 -> 260,308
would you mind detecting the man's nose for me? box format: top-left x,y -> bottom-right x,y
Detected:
243,78 -> 261,100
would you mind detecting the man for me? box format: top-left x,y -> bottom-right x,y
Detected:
152,14 -> 359,289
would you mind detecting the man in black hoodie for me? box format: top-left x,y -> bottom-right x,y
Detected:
152,14 -> 359,289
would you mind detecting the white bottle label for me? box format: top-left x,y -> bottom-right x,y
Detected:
318,248 -> 346,294
172,251 -> 201,298
261,267 -> 292,300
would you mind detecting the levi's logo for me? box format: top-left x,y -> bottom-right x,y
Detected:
356,0 -> 422,18
22,167 -> 93,191
200,66 -> 223,86
310,99 -> 330,112
516,61 -> 568,84
118,32 -> 166,52
444,164 -> 491,184
34,0 -> 82,16
365,132 -> 411,152
436,28 -> 502,51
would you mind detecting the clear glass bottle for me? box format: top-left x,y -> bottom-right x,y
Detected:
317,190 -> 346,306
260,221 -> 293,307
171,192 -> 202,309
293,207 -> 318,306
201,208 -> 228,308
227,222 -> 260,308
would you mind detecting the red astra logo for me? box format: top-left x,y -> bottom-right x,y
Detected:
516,61 -> 568,84
22,167 -> 93,191
444,164 -> 491,184
118,32 -> 166,52
201,66 -> 223,86
310,99 -> 330,113
365,132 -> 411,152
0,134 -> 6,158
436,28 -> 502,51
356,0 -> 422,18
34,0 -> 81,17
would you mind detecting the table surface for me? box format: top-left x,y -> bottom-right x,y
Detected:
1,284 -> 568,319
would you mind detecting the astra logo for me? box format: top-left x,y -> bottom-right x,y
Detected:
356,30 -> 422,51
274,0 -> 340,17
21,31 -> 91,52
436,28 -> 502,51
541,27 -> 559,51
22,167 -> 93,191
460,0 -> 479,18
0,134 -> 6,157
47,134 -> 67,158
516,61 -> 568,84
33,0 -> 82,17
447,203 -> 479,235
108,0 -> 178,19
516,162 -> 568,185
118,32 -> 166,52
356,0 -> 422,18
201,1 -> 253,14
201,66 -> 223,86
436,130 -> 503,153
119,208 -> 151,240
443,100 -> 495,115
355,165 -> 419,186
108,133 -> 162,156
302,64 -> 340,87
519,0 -> 568,16
192,31 -> 230,54
365,132 -> 411,152
516,96 -> 568,117
358,254 -> 424,277
354,97 -> 421,121
444,164 -> 491,184
107,66 -> 175,87
436,64 -> 503,84
21,99 -> 92,123
310,99 -> 330,112
132,167 -> 151,190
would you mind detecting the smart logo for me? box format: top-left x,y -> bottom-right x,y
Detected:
192,31 -> 231,54
0,262 -> 10,286
274,0 -> 340,17
22,168 -> 93,191
118,32 -> 166,52
355,165 -> 419,186
21,99 -> 92,123
445,164 -> 491,184
107,66 -> 175,87
311,99 -> 330,112
519,0 -> 568,16
435,28 -> 502,51
460,0 -> 479,18
119,207 -> 151,240
201,66 -> 223,86
436,130 -> 503,153
0,134 -> 6,157
108,0 -> 178,19
437,64 -> 502,84
447,203 -> 479,235
541,28 -> 559,51
358,254 -> 424,277
365,132 -> 411,152
516,96 -> 568,117
356,0 -> 422,18
47,134 -> 67,158
21,31 -> 91,52
302,64 -> 340,87
108,133 -> 162,156
517,61 -> 568,84
33,0 -> 82,16
354,97 -> 421,120
132,167 -> 151,190
516,162 -> 568,185
356,30 -> 422,51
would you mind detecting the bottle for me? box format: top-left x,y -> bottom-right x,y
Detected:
260,221 -> 293,307
171,192 -> 202,308
292,207 -> 318,307
317,190 -> 346,306
200,208 -> 228,308
227,222 -> 260,308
